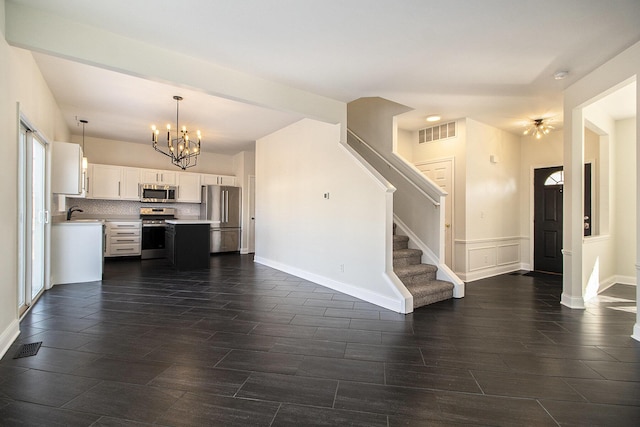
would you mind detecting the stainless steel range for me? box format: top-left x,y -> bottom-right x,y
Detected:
140,207 -> 176,259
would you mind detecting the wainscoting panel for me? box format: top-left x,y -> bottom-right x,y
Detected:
497,243 -> 520,266
468,246 -> 497,272
455,237 -> 525,282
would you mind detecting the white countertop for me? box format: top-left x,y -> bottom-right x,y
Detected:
53,219 -> 105,226
165,219 -> 213,225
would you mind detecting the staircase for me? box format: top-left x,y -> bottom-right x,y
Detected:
393,234 -> 454,308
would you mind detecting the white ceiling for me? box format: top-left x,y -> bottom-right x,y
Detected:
10,0 -> 640,154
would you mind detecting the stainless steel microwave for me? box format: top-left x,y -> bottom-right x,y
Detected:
140,184 -> 177,203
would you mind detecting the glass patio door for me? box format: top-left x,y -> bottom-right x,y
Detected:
18,122 -> 49,315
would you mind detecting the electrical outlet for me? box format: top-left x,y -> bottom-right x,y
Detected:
339,264 -> 345,273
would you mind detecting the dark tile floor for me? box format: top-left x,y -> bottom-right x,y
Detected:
1,255 -> 639,426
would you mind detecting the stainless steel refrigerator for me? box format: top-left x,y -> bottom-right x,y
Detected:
200,185 -> 241,253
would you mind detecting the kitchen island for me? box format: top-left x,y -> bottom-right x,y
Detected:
164,219 -> 212,270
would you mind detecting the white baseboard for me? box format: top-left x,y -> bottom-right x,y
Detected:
0,319 -> 20,360
633,323 -> 640,343
587,275 -> 637,299
458,263 -> 522,282
254,256 -> 409,313
561,292 -> 586,309
611,275 -> 637,286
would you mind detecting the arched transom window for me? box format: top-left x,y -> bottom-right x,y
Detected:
544,171 -> 564,186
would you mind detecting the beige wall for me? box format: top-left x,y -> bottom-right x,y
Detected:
518,130 -> 563,267
458,119 -> 521,279
73,135 -> 237,175
465,119 -> 520,240
404,117 -> 522,280
233,150 -> 256,253
0,38 -> 69,356
411,119 -> 467,241
0,0 -> 19,357
614,118 -> 636,280
396,128 -> 414,161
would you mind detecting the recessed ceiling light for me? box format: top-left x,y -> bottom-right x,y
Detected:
554,70 -> 569,80
426,115 -> 441,122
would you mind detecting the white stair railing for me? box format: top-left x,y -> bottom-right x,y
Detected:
347,128 -> 464,297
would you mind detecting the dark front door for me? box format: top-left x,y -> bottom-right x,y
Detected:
534,166 -> 564,274
584,163 -> 592,237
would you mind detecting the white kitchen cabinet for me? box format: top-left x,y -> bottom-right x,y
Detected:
105,221 -> 141,257
87,164 -> 140,200
201,173 -> 236,186
176,172 -> 202,202
140,169 -> 176,185
51,221 -> 104,284
88,164 -> 122,199
121,167 -> 141,200
218,175 -> 236,186
52,141 -> 83,195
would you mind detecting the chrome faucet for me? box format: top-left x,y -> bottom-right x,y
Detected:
66,206 -> 84,220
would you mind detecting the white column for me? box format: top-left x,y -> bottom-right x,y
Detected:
561,108 -> 586,309
633,83 -> 640,342
633,262 -> 640,341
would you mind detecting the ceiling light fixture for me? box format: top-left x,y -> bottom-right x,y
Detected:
554,70 -> 569,80
523,118 -> 554,139
426,115 -> 441,122
151,96 -> 201,170
78,118 -> 89,169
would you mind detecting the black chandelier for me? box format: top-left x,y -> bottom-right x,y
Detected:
151,96 -> 201,170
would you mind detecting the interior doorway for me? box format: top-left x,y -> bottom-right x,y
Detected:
248,175 -> 256,254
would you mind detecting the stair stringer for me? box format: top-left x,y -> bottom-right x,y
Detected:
384,268 -> 414,314
394,215 -> 465,298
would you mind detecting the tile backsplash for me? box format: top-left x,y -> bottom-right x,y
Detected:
63,197 -> 201,218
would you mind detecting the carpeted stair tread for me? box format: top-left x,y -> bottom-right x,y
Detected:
395,263 -> 438,285
392,228 -> 454,308
405,280 -> 454,308
393,235 -> 409,250
405,279 -> 454,294
393,248 -> 423,259
393,248 -> 422,268
395,263 -> 437,277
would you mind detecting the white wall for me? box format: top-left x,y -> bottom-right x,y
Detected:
562,40 -> 640,341
614,118 -> 637,281
457,119 -> 522,280
255,118 -> 408,312
0,36 -> 69,357
581,103 -> 617,299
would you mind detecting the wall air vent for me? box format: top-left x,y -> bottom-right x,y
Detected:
419,121 -> 456,143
